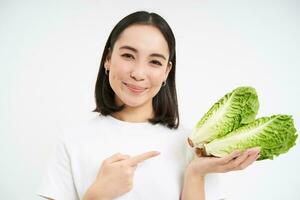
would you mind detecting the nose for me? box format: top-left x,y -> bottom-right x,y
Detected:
130,63 -> 146,81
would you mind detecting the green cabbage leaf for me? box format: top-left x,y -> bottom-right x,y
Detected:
188,86 -> 259,148
203,115 -> 298,160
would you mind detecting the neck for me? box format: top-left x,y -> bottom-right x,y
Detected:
112,97 -> 154,123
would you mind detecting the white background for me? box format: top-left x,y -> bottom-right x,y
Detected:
0,0 -> 299,199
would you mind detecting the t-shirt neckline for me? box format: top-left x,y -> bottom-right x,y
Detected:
106,115 -> 152,126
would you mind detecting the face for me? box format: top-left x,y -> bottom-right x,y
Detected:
104,24 -> 172,110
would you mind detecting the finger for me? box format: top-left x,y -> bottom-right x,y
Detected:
104,153 -> 130,164
230,149 -> 254,167
127,151 -> 160,167
234,150 -> 260,170
217,150 -> 242,165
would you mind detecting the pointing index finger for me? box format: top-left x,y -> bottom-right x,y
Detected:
128,151 -> 160,166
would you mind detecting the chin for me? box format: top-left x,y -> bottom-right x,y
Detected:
119,95 -> 150,108
123,99 -> 146,108
115,86 -> 154,108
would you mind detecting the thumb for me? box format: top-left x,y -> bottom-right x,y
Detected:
195,147 -> 204,157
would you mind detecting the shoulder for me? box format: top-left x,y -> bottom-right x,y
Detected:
148,123 -> 192,144
57,115 -> 109,144
170,123 -> 192,139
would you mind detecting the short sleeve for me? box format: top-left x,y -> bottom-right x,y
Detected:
36,135 -> 79,200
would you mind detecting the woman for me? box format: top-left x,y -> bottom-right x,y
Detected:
37,11 -> 260,200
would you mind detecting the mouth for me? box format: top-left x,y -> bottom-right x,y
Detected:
123,82 -> 147,94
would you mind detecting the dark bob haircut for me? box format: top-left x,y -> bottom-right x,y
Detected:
93,11 -> 179,129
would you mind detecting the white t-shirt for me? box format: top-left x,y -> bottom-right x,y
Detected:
36,115 -> 225,200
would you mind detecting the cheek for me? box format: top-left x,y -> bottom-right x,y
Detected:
110,59 -> 131,80
149,70 -> 165,86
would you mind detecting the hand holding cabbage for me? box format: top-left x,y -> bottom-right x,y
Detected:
188,86 -> 298,161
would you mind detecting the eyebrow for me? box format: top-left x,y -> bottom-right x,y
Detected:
119,45 -> 167,60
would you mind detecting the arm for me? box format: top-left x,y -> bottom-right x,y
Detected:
180,166 -> 205,200
83,151 -> 160,200
180,147 -> 260,200
82,184 -> 111,200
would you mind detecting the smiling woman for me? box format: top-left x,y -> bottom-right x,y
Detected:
36,10 -> 255,200
93,12 -> 178,127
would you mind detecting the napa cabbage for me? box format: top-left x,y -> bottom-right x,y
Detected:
188,86 -> 259,148
202,115 -> 298,160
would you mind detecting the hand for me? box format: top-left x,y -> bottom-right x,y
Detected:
187,147 -> 260,177
83,151 -> 160,200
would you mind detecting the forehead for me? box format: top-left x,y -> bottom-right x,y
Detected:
114,24 -> 169,57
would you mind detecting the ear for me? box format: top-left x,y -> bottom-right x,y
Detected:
164,61 -> 173,80
104,48 -> 112,69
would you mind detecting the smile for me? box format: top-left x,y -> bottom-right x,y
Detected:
123,83 -> 147,94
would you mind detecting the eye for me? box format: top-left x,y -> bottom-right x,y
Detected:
121,53 -> 134,59
151,60 -> 162,66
